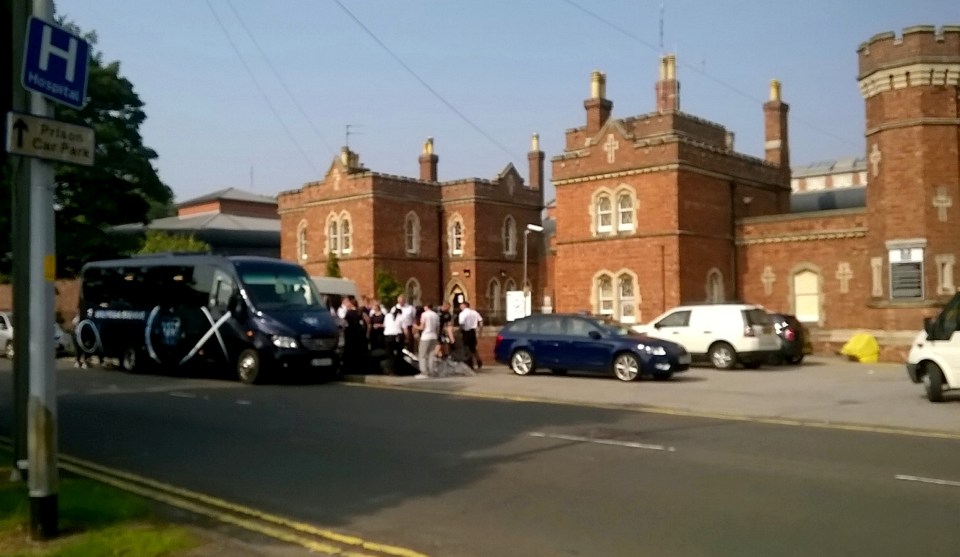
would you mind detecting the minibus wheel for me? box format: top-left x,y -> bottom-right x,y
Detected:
923,363 -> 946,403
120,347 -> 139,373
237,349 -> 262,384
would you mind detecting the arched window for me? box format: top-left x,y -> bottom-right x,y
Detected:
617,273 -> 636,323
296,220 -> 308,261
405,278 -> 422,305
597,274 -> 614,315
502,215 -> 517,255
326,214 -> 339,254
405,212 -> 420,255
793,270 -> 821,323
449,215 -> 464,256
339,214 -> 352,254
617,193 -> 634,232
706,268 -> 725,303
486,279 -> 502,319
596,195 -> 613,233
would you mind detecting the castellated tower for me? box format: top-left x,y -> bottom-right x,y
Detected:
857,25 -> 960,310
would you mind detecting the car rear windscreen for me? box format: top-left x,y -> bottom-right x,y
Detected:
743,309 -> 771,326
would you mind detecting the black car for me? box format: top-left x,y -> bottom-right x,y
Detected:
494,313 -> 690,381
768,312 -> 809,365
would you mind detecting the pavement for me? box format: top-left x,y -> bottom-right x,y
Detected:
339,355 -> 960,438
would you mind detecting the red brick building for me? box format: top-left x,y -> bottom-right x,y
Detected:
277,138 -> 544,321
549,25 -> 960,359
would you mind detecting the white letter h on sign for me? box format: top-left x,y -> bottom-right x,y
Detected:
39,25 -> 77,82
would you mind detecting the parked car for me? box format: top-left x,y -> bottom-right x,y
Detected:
767,312 -> 811,365
494,313 -> 690,381
0,311 -> 73,358
632,303 -> 780,370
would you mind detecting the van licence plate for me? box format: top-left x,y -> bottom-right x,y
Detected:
311,358 -> 333,367
679,354 -> 691,365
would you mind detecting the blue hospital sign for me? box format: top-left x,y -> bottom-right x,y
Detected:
22,16 -> 90,109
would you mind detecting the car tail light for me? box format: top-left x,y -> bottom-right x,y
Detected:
495,334 -> 503,348
784,327 -> 796,341
743,326 -> 756,337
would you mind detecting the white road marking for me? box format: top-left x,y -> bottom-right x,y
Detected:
169,392 -> 197,399
236,400 -> 252,405
529,431 -> 675,452
895,474 -> 960,488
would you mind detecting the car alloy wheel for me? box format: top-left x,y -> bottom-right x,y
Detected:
237,349 -> 261,384
709,343 -> 736,370
613,353 -> 640,382
510,350 -> 534,376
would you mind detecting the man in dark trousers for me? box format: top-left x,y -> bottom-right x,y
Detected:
457,301 -> 483,370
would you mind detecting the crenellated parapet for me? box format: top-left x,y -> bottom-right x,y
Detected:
858,25 -> 960,99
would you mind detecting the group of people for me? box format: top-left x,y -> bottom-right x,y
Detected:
333,294 -> 484,377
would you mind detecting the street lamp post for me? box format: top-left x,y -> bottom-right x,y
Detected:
523,223 -> 544,316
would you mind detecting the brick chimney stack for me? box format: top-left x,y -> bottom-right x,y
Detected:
584,71 -> 612,135
763,79 -> 790,171
527,133 -> 544,190
419,136 -> 438,182
655,54 -> 680,113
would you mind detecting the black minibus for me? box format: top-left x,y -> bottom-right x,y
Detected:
76,254 -> 341,383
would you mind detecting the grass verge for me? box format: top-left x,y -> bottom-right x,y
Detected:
0,449 -> 200,557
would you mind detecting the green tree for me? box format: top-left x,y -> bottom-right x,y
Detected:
48,22 -> 174,276
375,268 -> 403,306
136,231 -> 210,254
325,252 -> 342,277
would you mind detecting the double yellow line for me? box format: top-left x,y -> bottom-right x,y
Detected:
0,437 -> 428,557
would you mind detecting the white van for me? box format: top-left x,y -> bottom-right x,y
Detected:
632,303 -> 781,369
906,294 -> 960,402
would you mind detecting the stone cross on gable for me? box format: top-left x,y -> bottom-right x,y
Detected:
331,168 -> 341,190
836,262 -> 854,294
603,134 -> 620,164
933,186 -> 952,222
761,266 -> 776,295
869,143 -> 882,177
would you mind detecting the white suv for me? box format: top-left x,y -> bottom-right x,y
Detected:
633,303 -> 781,369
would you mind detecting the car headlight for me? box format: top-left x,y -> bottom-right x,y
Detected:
271,335 -> 298,349
637,343 -> 667,356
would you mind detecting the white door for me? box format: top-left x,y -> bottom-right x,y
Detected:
648,310 -> 693,353
683,309 -> 714,355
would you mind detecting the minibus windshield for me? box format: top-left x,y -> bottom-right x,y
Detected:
238,264 -> 323,311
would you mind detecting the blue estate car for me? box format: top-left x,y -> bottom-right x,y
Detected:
494,314 -> 691,381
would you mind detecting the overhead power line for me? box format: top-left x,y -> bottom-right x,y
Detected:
559,0 -> 860,150
332,0 -> 522,164
204,0 -> 320,175
223,0 -> 337,158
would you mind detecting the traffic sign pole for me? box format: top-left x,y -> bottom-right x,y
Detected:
25,0 -> 59,540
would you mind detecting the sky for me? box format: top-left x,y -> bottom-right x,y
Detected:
53,0 -> 960,205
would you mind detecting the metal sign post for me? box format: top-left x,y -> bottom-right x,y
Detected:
10,0 -> 91,539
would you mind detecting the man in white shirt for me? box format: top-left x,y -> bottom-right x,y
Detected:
392,295 -> 416,351
458,301 -> 483,370
415,302 -> 440,378
382,305 -> 404,375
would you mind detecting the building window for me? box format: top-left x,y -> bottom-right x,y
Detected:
706,268 -> 724,303
596,195 -> 612,233
297,220 -> 308,261
793,270 -> 821,323
617,273 -> 636,323
339,214 -> 352,254
405,278 -> 421,305
449,215 -> 464,256
617,193 -> 634,232
326,214 -> 339,254
597,274 -> 614,315
486,279 -> 502,319
502,215 -> 517,256
889,246 -> 924,301
405,212 -> 420,255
